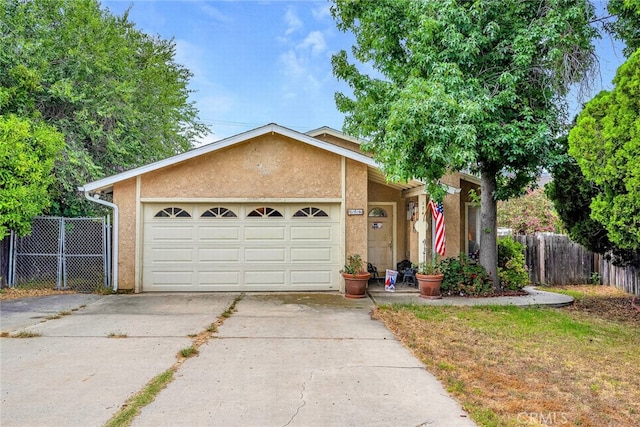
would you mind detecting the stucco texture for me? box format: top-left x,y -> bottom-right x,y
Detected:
345,159 -> 368,258
140,134 -> 342,199
113,178 -> 137,290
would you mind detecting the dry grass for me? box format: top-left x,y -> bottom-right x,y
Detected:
0,288 -> 77,301
374,285 -> 640,426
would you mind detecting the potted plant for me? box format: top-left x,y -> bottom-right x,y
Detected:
416,259 -> 444,299
341,254 -> 371,299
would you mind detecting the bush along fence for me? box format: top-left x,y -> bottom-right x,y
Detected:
513,234 -> 640,296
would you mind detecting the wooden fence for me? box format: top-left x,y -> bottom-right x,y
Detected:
513,234 -> 640,296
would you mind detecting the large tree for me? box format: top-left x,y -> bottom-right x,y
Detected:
0,0 -> 207,216
568,47 -> 640,252
330,0 -> 597,285
547,136 -> 640,267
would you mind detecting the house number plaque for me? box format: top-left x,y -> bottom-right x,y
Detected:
347,209 -> 364,215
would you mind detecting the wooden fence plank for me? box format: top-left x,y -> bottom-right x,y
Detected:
512,234 -> 638,296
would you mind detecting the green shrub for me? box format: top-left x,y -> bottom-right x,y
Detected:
497,237 -> 529,291
440,254 -> 493,296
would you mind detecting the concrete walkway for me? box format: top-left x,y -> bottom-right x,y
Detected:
368,285 -> 574,307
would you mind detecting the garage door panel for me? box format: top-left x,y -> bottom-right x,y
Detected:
147,271 -> 194,285
290,270 -> 333,285
148,247 -> 194,263
244,226 -> 285,240
198,271 -> 241,285
147,226 -> 195,242
291,247 -> 332,262
198,226 -> 240,241
245,271 -> 285,285
198,248 -> 241,262
290,226 -> 333,240
245,248 -> 286,262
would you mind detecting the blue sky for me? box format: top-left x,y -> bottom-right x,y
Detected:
101,0 -> 626,144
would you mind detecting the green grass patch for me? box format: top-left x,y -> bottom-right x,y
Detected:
179,346 -> 198,358
104,369 -> 175,427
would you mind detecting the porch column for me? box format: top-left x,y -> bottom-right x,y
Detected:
416,192 -> 430,264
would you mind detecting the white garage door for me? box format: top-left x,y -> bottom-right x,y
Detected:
142,203 -> 342,291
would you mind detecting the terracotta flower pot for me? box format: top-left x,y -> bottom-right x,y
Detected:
416,273 -> 444,300
342,272 -> 371,299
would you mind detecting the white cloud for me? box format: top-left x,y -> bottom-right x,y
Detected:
174,39 -> 206,80
197,3 -> 233,24
284,7 -> 303,35
280,49 -> 306,78
298,31 -> 326,56
311,4 -> 331,21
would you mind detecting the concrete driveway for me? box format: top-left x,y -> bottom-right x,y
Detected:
1,293 -> 475,427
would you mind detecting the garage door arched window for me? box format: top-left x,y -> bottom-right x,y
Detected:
368,207 -> 387,217
247,207 -> 283,218
154,207 -> 191,218
201,207 -> 237,218
293,207 -> 329,218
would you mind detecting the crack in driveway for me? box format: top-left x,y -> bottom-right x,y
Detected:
281,371 -> 313,427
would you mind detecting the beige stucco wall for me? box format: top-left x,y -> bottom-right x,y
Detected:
313,133 -> 365,155
140,134 -> 342,199
344,159 -> 368,260
113,178 -> 137,290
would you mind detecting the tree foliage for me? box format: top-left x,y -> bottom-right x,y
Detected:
330,0 -> 597,285
0,0 -> 207,216
568,47 -> 640,252
546,136 -> 640,267
606,0 -> 640,56
0,115 -> 64,237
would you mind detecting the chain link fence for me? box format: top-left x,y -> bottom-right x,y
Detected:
8,217 -> 111,292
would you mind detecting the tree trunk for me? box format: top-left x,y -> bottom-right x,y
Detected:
479,170 -> 499,289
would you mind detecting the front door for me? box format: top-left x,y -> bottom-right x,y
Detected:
367,206 -> 393,272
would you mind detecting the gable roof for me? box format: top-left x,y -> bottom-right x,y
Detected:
79,123 -> 423,193
305,126 -> 365,145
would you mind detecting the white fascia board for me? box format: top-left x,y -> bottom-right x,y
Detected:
79,123 -> 378,193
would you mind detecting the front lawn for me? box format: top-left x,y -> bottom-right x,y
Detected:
374,285 -> 640,426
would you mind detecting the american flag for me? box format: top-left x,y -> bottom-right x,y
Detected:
429,200 -> 446,257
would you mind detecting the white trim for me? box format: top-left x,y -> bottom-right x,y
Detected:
139,197 -> 343,204
79,123 -> 378,193
340,157 -> 347,293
